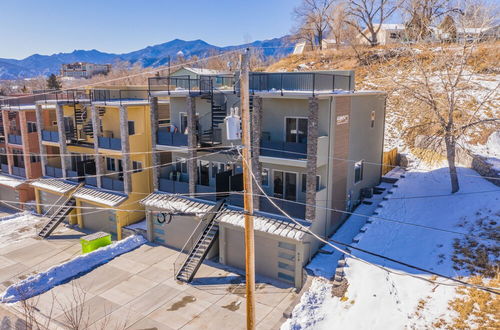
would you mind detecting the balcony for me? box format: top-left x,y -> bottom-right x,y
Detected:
12,166 -> 26,178
45,165 -> 63,178
8,134 -> 22,145
157,129 -> 188,147
259,136 -> 328,167
67,170 -> 79,182
159,178 -> 189,194
195,184 -> 216,202
98,137 -> 121,151
259,196 -> 306,219
42,130 -> 59,143
1,164 -> 9,173
102,177 -> 124,192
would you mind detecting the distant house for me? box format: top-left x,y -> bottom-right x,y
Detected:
357,24 -> 406,45
292,39 -> 338,55
170,67 -> 232,79
61,62 -> 111,79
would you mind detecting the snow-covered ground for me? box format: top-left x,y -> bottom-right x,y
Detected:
1,235 -> 146,303
283,165 -> 500,329
0,211 -> 47,249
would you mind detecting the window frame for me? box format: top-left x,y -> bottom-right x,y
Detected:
301,174 -> 321,192
284,116 -> 308,144
354,160 -> 364,184
272,169 -> 298,201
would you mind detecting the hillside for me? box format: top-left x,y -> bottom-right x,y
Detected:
0,36 -> 292,79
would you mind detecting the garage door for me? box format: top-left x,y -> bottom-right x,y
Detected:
39,190 -> 65,217
0,186 -> 19,209
81,202 -> 116,236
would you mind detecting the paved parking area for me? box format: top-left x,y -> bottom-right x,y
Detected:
1,228 -> 296,329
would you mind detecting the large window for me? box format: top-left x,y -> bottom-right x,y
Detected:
354,160 -> 364,183
176,157 -> 187,174
273,171 -> 297,201
27,122 -> 37,133
262,168 -> 269,186
285,117 -> 308,144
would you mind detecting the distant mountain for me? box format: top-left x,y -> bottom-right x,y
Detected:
0,36 -> 293,80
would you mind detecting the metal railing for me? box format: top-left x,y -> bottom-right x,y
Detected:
259,196 -> 306,219
8,134 -> 22,145
98,136 -> 121,150
158,177 -> 189,194
11,166 -> 26,178
66,170 -> 79,182
102,177 -> 124,192
0,89 -> 89,109
45,165 -> 63,178
260,141 -> 308,160
157,129 -> 188,147
1,163 -> 9,173
148,75 -> 236,95
248,72 -> 353,96
90,89 -> 149,105
41,130 -> 59,142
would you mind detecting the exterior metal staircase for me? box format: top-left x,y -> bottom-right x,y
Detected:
200,90 -> 227,146
38,183 -> 83,238
175,200 -> 225,282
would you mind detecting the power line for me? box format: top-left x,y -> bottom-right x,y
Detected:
237,148 -> 500,295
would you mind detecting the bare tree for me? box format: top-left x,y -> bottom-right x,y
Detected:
345,0 -> 399,46
293,0 -> 335,50
401,0 -> 461,41
327,1 -> 358,48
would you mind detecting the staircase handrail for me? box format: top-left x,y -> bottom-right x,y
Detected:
173,199 -> 225,277
40,182 -> 84,226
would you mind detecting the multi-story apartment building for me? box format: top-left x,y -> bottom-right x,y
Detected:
0,101 -> 47,208
142,69 -> 386,288
61,62 -> 112,79
31,87 -> 165,239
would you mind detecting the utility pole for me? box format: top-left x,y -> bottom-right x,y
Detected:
240,48 -> 255,330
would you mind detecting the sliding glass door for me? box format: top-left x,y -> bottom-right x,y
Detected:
273,170 -> 297,201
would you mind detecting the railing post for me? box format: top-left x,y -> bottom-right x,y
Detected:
280,74 -> 284,96
332,74 -> 336,92
312,73 -> 316,97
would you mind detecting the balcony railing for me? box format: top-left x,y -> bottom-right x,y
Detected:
148,75 -> 236,96
12,166 -> 26,178
8,134 -> 22,145
1,163 -> 9,173
98,137 -> 121,151
45,165 -> 63,178
159,178 -> 189,194
259,196 -> 306,219
260,141 -> 307,160
102,177 -> 124,192
248,72 -> 354,96
195,185 -> 216,202
67,170 -> 79,182
0,89 -> 89,109
157,129 -> 188,147
90,89 -> 149,105
41,130 -> 59,142
85,177 -> 98,187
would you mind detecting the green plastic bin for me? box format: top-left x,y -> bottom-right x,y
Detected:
80,232 -> 112,254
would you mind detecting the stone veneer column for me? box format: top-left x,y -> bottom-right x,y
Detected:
150,97 -> 159,190
18,111 -> 32,178
119,105 -> 132,194
187,96 -> 198,197
251,96 -> 263,210
55,103 -> 71,178
91,105 -> 104,188
2,110 -> 14,174
305,97 -> 319,221
35,104 -> 48,176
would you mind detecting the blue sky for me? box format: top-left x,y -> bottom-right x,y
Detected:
1,0 -> 301,59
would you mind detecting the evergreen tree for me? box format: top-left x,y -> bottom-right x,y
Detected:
46,74 -> 62,90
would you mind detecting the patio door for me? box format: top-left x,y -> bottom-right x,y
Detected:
273,171 -> 297,201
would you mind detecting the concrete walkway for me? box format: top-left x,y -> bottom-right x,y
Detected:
1,227 -> 296,329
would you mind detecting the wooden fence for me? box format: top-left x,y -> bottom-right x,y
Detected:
382,148 -> 398,175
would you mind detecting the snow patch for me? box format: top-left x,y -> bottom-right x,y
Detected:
0,235 -> 146,303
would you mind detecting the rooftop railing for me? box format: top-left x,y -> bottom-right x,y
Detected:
90,89 -> 149,105
148,75 -> 236,95
248,72 -> 354,96
0,89 -> 89,109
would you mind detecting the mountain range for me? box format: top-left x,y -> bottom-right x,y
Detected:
0,36 -> 292,80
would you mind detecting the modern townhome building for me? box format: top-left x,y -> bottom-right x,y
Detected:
0,101 -> 47,208
61,62 -> 112,79
30,87 -> 164,239
142,69 -> 386,288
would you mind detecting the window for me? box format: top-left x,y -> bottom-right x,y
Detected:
285,118 -> 308,144
278,272 -> 294,283
30,154 -> 40,163
371,111 -> 375,128
128,121 -> 135,135
262,168 -> 269,186
390,32 -> 400,39
180,113 -> 188,134
278,241 -> 296,251
278,251 -> 295,261
301,174 -> 320,192
273,171 -> 297,201
211,162 -> 226,178
278,261 -> 295,272
27,122 -> 37,133
106,157 -> 116,171
132,161 -> 142,173
354,160 -> 364,183
234,165 -> 243,175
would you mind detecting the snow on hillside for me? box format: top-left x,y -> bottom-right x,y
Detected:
283,166 -> 500,329
0,212 -> 47,248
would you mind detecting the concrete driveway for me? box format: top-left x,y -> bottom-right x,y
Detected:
1,227 -> 297,329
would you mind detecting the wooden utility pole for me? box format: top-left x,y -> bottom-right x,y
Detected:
240,49 -> 256,330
